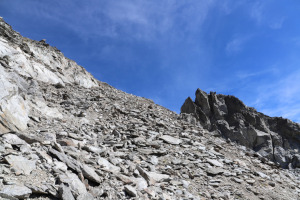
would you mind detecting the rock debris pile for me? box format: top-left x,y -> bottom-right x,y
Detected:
0,17 -> 300,200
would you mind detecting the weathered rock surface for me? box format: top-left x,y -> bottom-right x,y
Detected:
181,88 -> 300,168
0,17 -> 98,134
0,17 -> 299,199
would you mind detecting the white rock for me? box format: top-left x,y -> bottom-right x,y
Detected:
59,172 -> 87,197
97,157 -> 120,173
4,155 -> 36,175
0,185 -> 32,199
207,159 -> 224,167
2,134 -> 26,145
160,135 -> 182,145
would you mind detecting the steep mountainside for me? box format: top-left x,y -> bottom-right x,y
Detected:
0,17 -> 97,133
181,89 -> 300,169
0,17 -> 300,200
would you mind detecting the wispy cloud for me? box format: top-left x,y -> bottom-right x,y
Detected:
252,69 -> 300,122
236,68 -> 278,79
250,1 -> 265,24
9,0 -> 217,41
226,35 -> 251,55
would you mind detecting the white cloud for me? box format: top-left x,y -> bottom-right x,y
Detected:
252,69 -> 300,122
236,68 -> 278,79
10,0 -> 217,41
249,1 -> 265,24
226,36 -> 251,55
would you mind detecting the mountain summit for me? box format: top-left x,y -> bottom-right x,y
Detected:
0,17 -> 300,199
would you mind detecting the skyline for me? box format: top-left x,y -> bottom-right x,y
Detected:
1,1 -> 300,122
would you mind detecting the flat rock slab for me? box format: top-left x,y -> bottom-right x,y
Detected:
147,172 -> 171,182
98,157 -> 120,173
81,164 -> 101,183
207,159 -> 224,167
160,135 -> 182,145
2,133 -> 26,145
59,184 -> 75,200
4,155 -> 36,175
124,185 -> 137,197
77,192 -> 94,200
59,172 -> 87,197
206,168 -> 224,176
0,185 -> 32,199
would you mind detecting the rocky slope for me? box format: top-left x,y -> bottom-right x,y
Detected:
181,89 -> 300,169
0,16 -> 98,134
0,17 -> 300,200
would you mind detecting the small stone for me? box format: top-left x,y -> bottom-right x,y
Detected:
0,185 -> 32,199
2,133 -> 26,145
246,179 -> 256,185
268,181 -> 275,187
97,157 -> 120,173
59,172 -> 87,197
182,180 -> 190,188
59,184 -> 75,200
231,177 -> 243,183
160,135 -> 182,145
207,159 -> 224,167
77,192 -> 94,200
4,155 -> 36,175
149,156 -> 158,165
172,158 -> 182,165
81,164 -> 101,183
53,161 -> 68,172
124,185 -> 137,197
206,168 -> 224,176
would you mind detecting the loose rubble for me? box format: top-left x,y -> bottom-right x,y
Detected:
0,17 -> 300,199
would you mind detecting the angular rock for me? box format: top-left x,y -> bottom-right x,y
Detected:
0,185 -> 32,199
124,185 -> 137,197
77,192 -> 94,200
59,172 -> 87,197
97,157 -> 120,173
2,133 -> 26,145
59,184 -> 75,200
160,135 -> 182,145
4,155 -> 36,175
206,168 -> 224,176
207,159 -> 224,168
49,148 -> 82,173
81,164 -> 101,183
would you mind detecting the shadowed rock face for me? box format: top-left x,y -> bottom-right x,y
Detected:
181,88 -> 300,168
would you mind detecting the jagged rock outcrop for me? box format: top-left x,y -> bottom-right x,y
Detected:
0,17 -> 98,133
1,17 -> 300,199
181,88 -> 300,168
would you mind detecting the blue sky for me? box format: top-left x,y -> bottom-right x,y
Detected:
1,1 -> 300,122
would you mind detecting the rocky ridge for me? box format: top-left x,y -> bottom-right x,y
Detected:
181,89 -> 300,169
0,17 -> 300,200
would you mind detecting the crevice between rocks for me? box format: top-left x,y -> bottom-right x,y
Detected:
269,132 -> 276,164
